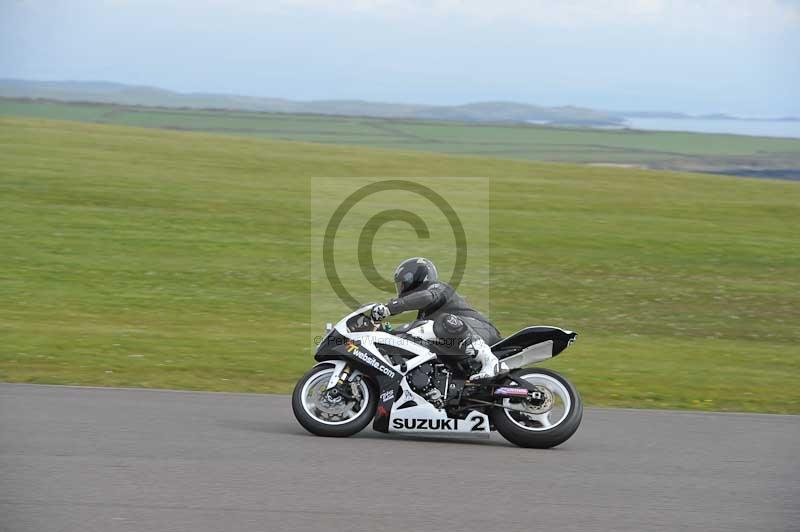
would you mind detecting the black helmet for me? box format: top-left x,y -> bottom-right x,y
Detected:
393,257 -> 438,297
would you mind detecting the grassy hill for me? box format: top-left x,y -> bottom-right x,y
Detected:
2,98 -> 799,178
1,117 -> 798,413
0,80 -> 621,125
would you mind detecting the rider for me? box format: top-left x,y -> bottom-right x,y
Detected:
370,257 -> 505,380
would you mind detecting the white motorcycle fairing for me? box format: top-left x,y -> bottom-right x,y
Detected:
388,379 -> 490,437
315,306 -> 490,436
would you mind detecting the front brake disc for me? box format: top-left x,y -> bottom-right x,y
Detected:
318,391 -> 349,416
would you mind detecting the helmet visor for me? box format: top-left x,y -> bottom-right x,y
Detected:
394,271 -> 415,296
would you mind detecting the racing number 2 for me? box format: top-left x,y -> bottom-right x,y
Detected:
470,417 -> 486,432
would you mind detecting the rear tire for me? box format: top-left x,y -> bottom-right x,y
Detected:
292,363 -> 377,437
491,368 -> 582,448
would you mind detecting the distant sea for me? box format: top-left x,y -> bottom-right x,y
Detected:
622,117 -> 800,139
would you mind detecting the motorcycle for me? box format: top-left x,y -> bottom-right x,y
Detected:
292,304 -> 582,448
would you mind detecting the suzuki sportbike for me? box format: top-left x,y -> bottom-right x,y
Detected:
292,304 -> 582,448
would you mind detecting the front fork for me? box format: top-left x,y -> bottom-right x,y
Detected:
319,360 -> 364,402
320,360 -> 352,390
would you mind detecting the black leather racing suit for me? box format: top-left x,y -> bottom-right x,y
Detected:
386,282 -> 502,346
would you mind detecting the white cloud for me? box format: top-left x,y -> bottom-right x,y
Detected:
269,0 -> 800,29
88,0 -> 800,30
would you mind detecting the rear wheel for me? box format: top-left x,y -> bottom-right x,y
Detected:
292,364 -> 377,437
491,368 -> 582,448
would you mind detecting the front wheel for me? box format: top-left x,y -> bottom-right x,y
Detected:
491,368 -> 583,448
292,363 -> 377,437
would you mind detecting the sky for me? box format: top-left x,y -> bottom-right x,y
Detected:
1,0 -> 799,116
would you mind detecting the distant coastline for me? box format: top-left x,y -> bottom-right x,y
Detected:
620,117 -> 800,139
563,116 -> 800,139
2,78 -> 798,139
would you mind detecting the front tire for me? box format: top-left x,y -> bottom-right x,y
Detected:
491,368 -> 583,448
292,363 -> 377,437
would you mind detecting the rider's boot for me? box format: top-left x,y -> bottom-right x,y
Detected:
463,335 -> 507,381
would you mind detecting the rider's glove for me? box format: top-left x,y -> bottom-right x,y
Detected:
371,304 -> 391,322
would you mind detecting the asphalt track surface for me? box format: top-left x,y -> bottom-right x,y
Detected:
1,384 -> 797,532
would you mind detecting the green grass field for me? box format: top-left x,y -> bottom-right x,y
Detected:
1,117 -> 799,413
3,99 -> 800,177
